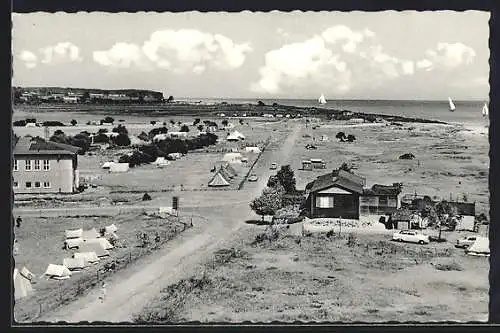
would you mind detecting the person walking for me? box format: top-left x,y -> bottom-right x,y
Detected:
99,282 -> 107,303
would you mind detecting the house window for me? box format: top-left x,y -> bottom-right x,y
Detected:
34,160 -> 41,170
25,182 -> 32,188
34,181 -> 41,188
13,181 -> 19,188
379,196 -> 388,206
43,160 -> 50,170
13,160 -> 18,171
25,160 -> 32,171
316,196 -> 334,208
43,182 -> 50,188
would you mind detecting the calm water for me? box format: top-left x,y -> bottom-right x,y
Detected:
183,98 -> 488,127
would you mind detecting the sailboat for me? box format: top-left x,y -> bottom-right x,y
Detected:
482,102 -> 489,118
448,97 -> 456,112
318,94 -> 327,105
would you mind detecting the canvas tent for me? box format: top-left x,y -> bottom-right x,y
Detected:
63,257 -> 87,271
105,224 -> 118,233
109,163 -> 129,173
13,267 -> 34,300
102,161 -> 114,169
81,228 -> 101,240
65,237 -> 84,249
74,252 -> 100,263
222,153 -> 243,163
168,153 -> 182,160
44,264 -> 71,280
78,243 -> 110,257
227,130 -> 245,141
208,171 -> 231,187
466,236 -> 490,256
65,228 -> 83,239
84,238 -> 114,250
153,157 -> 170,167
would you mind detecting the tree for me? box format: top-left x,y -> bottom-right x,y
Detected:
276,165 -> 296,194
339,163 -> 353,172
150,120 -> 157,125
81,91 -> 90,102
257,101 -> 266,106
166,95 -> 174,103
346,134 -> 356,142
336,132 -> 346,142
170,120 -> 175,125
197,124 -> 204,132
71,119 -> 77,126
113,133 -> 131,146
193,118 -> 201,126
239,119 -> 244,125
435,201 -> 458,238
267,175 -> 279,188
93,133 -> 109,143
180,124 -> 190,132
250,186 -> 284,221
112,124 -> 128,135
221,119 -> 228,127
138,131 -> 149,142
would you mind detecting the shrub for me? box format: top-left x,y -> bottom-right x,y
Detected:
13,120 -> 26,126
71,119 -> 77,126
142,193 -> 152,201
112,133 -> 131,147
43,121 -> 65,126
433,262 -> 463,271
93,133 -> 109,143
112,124 -> 128,135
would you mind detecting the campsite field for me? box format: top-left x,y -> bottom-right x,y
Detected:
290,120 -> 490,215
13,211 -> 191,322
136,227 -> 490,323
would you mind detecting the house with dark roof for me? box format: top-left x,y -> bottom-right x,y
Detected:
305,170 -> 403,220
12,136 -> 80,194
305,170 -> 366,219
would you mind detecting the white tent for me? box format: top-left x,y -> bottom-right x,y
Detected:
222,152 -> 243,163
78,243 -> 110,257
44,264 -> 72,280
456,216 -> 475,231
84,238 -> 114,250
153,157 -> 170,167
81,228 -> 101,240
466,236 -> 490,256
168,152 -> 182,160
105,224 -> 118,233
74,252 -> 100,263
244,146 -> 261,153
153,134 -> 169,142
102,161 -> 114,169
65,237 -> 84,249
227,130 -> 245,141
63,257 -> 87,271
109,163 -> 130,173
14,267 -> 34,299
208,171 -> 231,187
158,206 -> 177,217
65,228 -> 83,239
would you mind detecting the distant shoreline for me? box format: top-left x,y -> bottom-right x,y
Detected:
13,102 -> 449,125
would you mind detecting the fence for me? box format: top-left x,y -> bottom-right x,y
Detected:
16,216 -> 194,322
238,137 -> 270,190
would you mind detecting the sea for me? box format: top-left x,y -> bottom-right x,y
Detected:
182,98 -> 489,129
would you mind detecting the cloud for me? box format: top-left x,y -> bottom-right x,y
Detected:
401,60 -> 415,75
416,42 -> 476,72
39,42 -> 82,64
322,25 -> 365,44
141,29 -> 252,73
19,50 -> 37,69
93,43 -> 146,69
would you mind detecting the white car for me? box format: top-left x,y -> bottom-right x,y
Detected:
270,163 -> 278,170
392,230 -> 430,245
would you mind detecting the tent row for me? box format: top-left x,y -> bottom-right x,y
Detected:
208,163 -> 238,187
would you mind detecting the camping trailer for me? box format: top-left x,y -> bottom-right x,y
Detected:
302,160 -> 313,171
310,158 -> 326,169
109,163 -> 130,173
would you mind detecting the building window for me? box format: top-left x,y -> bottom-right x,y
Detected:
34,181 -> 41,188
34,160 -> 41,170
43,160 -> 50,170
43,182 -> 50,188
25,160 -> 32,171
316,196 -> 334,208
13,181 -> 19,188
13,160 -> 18,171
379,196 -> 388,206
25,182 -> 32,188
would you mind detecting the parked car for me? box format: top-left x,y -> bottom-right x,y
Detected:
455,235 -> 477,249
248,174 -> 258,182
270,163 -> 278,170
392,230 -> 430,244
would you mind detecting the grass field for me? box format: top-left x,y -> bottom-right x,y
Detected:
135,229 -> 489,323
13,212 -> 190,322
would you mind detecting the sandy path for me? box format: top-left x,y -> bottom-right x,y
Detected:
38,124 -> 302,323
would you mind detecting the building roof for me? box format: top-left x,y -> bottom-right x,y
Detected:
307,169 -> 365,194
363,183 -> 403,196
14,136 -> 80,156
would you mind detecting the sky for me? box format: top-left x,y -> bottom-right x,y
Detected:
12,11 -> 490,100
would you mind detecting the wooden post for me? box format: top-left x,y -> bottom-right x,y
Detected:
129,252 -> 132,262
39,302 -> 42,316
97,269 -> 99,281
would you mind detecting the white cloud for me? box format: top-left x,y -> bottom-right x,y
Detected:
416,59 -> 433,71
40,42 -> 82,64
363,28 -> 375,38
19,50 -> 37,69
418,42 -> 476,72
141,29 -> 252,74
401,60 -> 415,75
93,43 -> 146,69
322,25 -> 364,44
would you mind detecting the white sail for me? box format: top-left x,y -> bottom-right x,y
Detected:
448,97 -> 456,111
318,94 -> 327,105
482,103 -> 489,117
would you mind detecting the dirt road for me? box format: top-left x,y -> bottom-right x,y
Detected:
38,124 -> 302,323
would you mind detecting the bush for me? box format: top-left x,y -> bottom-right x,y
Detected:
112,133 -> 131,146
13,120 -> 26,126
433,261 -> 463,271
43,121 -> 65,126
112,124 -> 128,135
142,193 -> 152,201
180,125 -> 189,132
71,119 -> 77,126
93,133 -> 109,143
